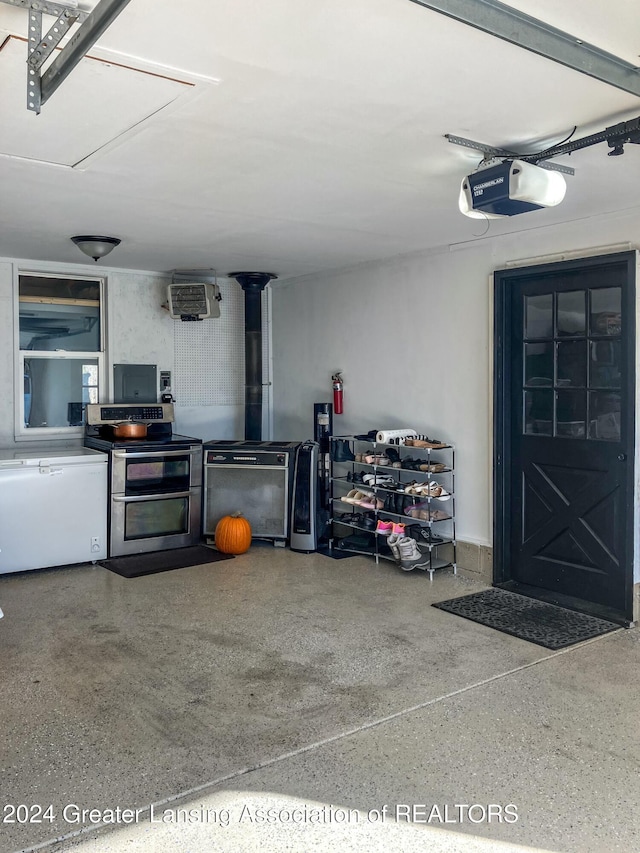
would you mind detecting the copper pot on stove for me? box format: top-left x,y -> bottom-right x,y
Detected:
112,420 -> 149,439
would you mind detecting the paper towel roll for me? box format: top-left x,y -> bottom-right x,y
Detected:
376,429 -> 417,444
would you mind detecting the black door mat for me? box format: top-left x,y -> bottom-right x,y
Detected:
99,545 -> 233,578
432,588 -> 620,650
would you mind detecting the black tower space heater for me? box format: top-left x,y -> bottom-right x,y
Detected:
313,403 -> 332,543
290,441 -> 319,552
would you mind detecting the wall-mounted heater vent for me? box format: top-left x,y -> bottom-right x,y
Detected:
167,283 -> 221,321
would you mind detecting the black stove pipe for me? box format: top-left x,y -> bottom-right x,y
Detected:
228,271 -> 278,441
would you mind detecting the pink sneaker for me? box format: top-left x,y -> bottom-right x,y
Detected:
391,522 -> 406,535
375,519 -> 394,536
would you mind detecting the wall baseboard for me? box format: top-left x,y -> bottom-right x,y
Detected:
455,539 -> 493,584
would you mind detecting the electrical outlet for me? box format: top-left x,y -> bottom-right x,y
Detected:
91,536 -> 101,553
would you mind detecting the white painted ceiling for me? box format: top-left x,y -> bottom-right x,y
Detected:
0,0 -> 639,280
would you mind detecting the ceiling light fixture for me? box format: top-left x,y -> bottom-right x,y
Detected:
71,235 -> 121,262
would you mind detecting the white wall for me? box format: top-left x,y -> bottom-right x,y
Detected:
271,207 -> 640,547
0,259 -> 248,447
106,269 -> 174,393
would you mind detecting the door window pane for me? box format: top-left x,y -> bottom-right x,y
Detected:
557,291 -> 585,337
556,390 -> 586,438
24,357 -> 99,428
590,288 -> 621,336
525,342 -> 553,386
590,341 -> 621,389
557,340 -> 587,388
525,294 -> 552,339
524,390 -> 553,435
589,392 -> 621,441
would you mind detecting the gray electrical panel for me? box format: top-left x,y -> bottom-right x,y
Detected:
114,364 -> 157,403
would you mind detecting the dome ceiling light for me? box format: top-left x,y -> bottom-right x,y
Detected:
71,235 -> 121,262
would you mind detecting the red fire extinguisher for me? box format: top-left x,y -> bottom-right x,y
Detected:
332,372 -> 344,415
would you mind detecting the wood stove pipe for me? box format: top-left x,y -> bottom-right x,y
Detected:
228,271 -> 278,441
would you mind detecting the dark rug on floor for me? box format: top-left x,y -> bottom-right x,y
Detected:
99,545 -> 233,578
432,588 -> 620,650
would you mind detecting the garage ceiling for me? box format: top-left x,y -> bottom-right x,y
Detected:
0,0 -> 639,279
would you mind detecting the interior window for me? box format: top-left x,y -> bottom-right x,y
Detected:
17,273 -> 104,436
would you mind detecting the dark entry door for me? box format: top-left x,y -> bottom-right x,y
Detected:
494,252 -> 635,625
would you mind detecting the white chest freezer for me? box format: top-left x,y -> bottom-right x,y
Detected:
0,445 -> 108,573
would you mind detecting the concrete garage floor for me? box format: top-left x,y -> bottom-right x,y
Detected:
1,545 -> 639,853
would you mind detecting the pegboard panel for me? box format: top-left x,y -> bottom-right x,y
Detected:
173,279 -> 270,407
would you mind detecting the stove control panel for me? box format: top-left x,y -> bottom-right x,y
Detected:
100,406 -> 164,421
86,403 -> 174,425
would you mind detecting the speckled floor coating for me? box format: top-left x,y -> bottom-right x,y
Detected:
0,545 -> 637,853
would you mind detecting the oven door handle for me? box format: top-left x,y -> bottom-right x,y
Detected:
112,449 -> 200,459
112,491 -> 193,502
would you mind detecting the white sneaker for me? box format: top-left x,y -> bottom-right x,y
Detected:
387,533 -> 402,561
398,536 -> 430,572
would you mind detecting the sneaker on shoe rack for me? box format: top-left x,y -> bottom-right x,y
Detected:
375,519 -> 394,536
391,522 -> 406,536
387,533 -> 402,561
397,536 -> 430,572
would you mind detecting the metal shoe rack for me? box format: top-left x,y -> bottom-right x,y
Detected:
328,435 -> 456,579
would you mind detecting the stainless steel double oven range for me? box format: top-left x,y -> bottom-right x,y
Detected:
84,403 -> 202,557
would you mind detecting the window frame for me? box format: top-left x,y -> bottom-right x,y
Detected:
14,267 -> 107,441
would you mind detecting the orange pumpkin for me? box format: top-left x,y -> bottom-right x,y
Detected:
215,512 -> 252,554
